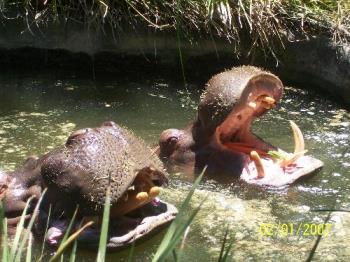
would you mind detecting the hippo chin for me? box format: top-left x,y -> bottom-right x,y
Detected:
159,66 -> 324,187
0,121 -> 177,250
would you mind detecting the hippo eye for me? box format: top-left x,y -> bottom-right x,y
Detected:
167,136 -> 178,145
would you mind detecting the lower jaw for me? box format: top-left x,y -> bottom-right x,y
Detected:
38,198 -> 178,251
240,155 -> 324,187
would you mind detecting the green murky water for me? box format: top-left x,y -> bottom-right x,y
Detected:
0,70 -> 349,261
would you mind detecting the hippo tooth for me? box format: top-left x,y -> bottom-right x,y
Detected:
111,191 -> 151,217
136,192 -> 149,201
149,186 -> 161,198
250,151 -> 265,178
262,96 -> 275,105
290,120 -> 305,154
248,102 -> 257,109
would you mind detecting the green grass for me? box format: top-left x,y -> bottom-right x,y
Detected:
0,0 -> 348,57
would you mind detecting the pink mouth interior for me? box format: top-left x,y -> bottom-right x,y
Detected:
213,84 -> 302,181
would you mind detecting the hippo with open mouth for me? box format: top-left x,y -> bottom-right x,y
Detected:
159,66 -> 324,187
0,121 -> 177,250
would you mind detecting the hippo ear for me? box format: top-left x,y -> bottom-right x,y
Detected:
66,129 -> 90,147
101,121 -> 117,128
22,155 -> 39,170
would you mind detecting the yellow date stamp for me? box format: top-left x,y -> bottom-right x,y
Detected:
259,223 -> 333,237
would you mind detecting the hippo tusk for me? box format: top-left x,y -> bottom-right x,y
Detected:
136,191 -> 149,201
290,120 -> 304,154
149,186 -> 161,198
248,102 -> 257,109
277,121 -> 307,168
250,151 -> 265,178
260,96 -> 276,109
137,174 -> 162,198
262,96 -> 275,105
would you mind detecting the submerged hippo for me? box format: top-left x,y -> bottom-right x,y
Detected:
159,66 -> 323,187
0,121 -> 177,250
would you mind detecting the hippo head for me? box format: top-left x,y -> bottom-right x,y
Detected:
1,122 -> 177,250
159,66 -> 323,187
0,156 -> 42,223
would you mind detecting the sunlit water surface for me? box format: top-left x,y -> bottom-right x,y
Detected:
0,70 -> 349,261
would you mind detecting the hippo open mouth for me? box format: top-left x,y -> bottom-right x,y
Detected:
44,200 -> 177,250
158,66 -> 323,187
39,170 -> 177,250
212,80 -> 323,187
2,122 -> 178,250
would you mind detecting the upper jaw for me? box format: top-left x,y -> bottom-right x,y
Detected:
40,171 -> 176,249
212,91 -> 323,186
213,90 -> 281,152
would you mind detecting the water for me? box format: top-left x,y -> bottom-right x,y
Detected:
0,70 -> 349,261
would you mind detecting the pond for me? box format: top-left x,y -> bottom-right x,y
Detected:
0,69 -> 349,261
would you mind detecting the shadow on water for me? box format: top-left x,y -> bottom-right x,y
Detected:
0,68 -> 349,261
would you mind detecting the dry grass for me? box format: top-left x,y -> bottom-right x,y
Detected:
0,0 -> 349,56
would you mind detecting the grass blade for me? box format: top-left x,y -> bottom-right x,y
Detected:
218,228 -> 228,261
59,206 -> 79,247
14,189 -> 47,262
50,221 -> 94,262
2,218 -> 8,262
38,205 -> 52,262
154,199 -> 205,261
69,240 -> 78,262
152,167 -> 206,262
48,205 -> 79,261
10,196 -> 34,260
218,228 -> 234,262
127,242 -> 135,262
0,196 -> 8,261
96,185 -> 111,262
25,233 -> 33,262
306,211 -> 332,262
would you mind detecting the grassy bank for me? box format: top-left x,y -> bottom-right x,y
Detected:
0,0 -> 349,57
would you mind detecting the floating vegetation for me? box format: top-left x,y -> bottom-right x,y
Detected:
0,110 -> 76,170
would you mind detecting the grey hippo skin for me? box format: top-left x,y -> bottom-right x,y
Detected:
0,121 -> 177,250
159,66 -> 324,187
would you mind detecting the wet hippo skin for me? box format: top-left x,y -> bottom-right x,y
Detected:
159,66 -> 324,187
0,121 -> 177,250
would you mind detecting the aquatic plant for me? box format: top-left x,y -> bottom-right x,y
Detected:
0,0 -> 348,57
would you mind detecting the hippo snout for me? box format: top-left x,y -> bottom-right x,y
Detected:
0,171 -> 41,220
0,170 -> 9,199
